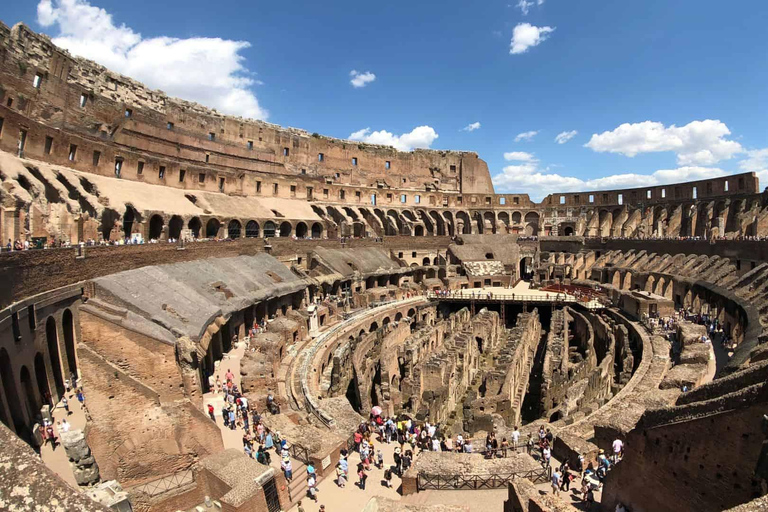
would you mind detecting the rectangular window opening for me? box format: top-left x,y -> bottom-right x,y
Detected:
247,140 -> 253,150
92,150 -> 101,166
273,183 -> 279,195
352,157 -> 358,166
385,161 -> 391,170
44,136 -> 53,155
256,181 -> 262,193
400,194 -> 407,203
199,173 -> 206,184
114,158 -> 123,178
79,94 -> 87,108
27,305 -> 36,331
340,190 -> 346,200
283,147 -> 289,156
500,197 -> 506,205
692,186 -> 698,199
290,185 -> 296,197
318,153 -> 324,162
415,195 -> 421,204
33,73 -> 42,88
618,193 -> 623,205
137,161 -> 144,175
158,166 -> 166,179
68,144 -> 77,161
179,169 -> 186,182
661,188 -> 666,198
646,190 -> 652,199
559,195 -> 566,204
125,108 -> 132,118
167,122 -> 174,130
205,154 -> 210,163
219,177 -> 225,191
208,132 -> 215,141
724,180 -> 729,192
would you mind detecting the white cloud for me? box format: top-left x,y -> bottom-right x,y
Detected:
492,164 -> 727,201
585,120 -> 742,165
740,148 -> 768,186
348,126 -> 439,152
514,130 -> 539,142
36,0 -> 267,120
504,151 -> 538,162
516,0 -> 544,15
555,130 -> 578,144
510,23 -> 555,54
462,122 -> 481,132
350,70 -> 376,88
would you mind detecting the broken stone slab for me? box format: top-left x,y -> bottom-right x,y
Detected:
60,429 -> 91,461
74,464 -> 100,486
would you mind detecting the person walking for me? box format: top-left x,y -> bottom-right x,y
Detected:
357,462 -> 368,490
551,468 -> 561,495
208,403 -> 216,422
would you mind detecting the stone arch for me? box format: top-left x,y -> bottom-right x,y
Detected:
245,220 -> 260,238
382,317 -> 391,326
475,212 -> 484,234
0,348 -> 25,435
645,275 -> 656,293
101,208 -> 121,241
562,225 -> 574,236
407,308 -> 416,318
188,217 -> 202,238
611,270 -> 622,288
148,214 -> 164,240
295,222 -> 308,238
168,215 -> 184,239
622,272 -> 632,290
498,212 -> 510,232
387,210 -> 404,235
414,225 -> 424,236
45,316 -> 65,399
311,222 -> 323,238
369,321 -> 379,332
422,257 -> 431,266
279,221 -> 292,237
122,205 -> 140,239
227,219 -> 242,239
395,312 -> 403,322
62,309 -> 77,378
524,212 -> 539,236
512,211 -> 522,224
206,218 -> 221,238
483,211 -> 497,234
263,221 -> 277,238
456,211 -> 472,234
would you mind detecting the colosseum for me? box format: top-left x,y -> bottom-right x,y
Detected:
2,18 -> 768,512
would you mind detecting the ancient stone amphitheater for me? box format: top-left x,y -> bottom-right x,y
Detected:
2,21 -> 768,512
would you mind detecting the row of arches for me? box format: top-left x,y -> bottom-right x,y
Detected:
111,211 -> 326,241
1,310 -> 78,441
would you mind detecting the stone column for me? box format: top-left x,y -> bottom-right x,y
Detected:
60,429 -> 100,486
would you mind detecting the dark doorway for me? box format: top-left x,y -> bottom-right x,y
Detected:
148,214 -> 164,240
34,353 -> 51,407
0,348 -> 26,437
62,309 -> 77,378
168,215 -> 184,239
45,317 -> 65,399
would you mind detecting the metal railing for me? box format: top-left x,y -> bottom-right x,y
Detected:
426,291 -> 574,303
128,469 -> 195,497
416,467 -> 550,491
289,443 -> 311,465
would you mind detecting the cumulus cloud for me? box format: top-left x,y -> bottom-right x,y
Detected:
514,130 -> 539,142
492,164 -> 727,201
555,130 -> 578,144
585,120 -> 742,166
349,70 -> 376,88
36,0 -> 267,119
740,148 -> 768,186
348,126 -> 439,152
503,151 -> 538,162
462,122 -> 481,132
516,0 -> 544,15
510,23 -> 555,54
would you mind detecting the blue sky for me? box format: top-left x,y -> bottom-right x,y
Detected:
3,0 -> 768,200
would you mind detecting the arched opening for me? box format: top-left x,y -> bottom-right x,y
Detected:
563,226 -> 574,236
311,222 -> 323,238
34,353 -> 50,408
45,317 -> 65,399
382,317 -> 391,327
353,222 -> 364,238
168,215 -> 184,240
524,212 -> 539,236
148,214 -> 164,240
245,220 -> 260,238
263,221 -> 277,238
19,366 -> 38,425
422,257 -> 431,266
395,312 -> 403,322
475,336 -> 484,354
122,206 -> 139,239
205,218 -> 221,238
279,221 -> 292,237
62,309 -> 78,379
227,219 -> 242,239
457,212 -> 471,234
101,208 -> 121,241
295,222 -> 308,238
0,348 -> 26,436
414,225 -> 424,236
519,257 -> 532,280
407,308 -> 416,318
369,321 -> 379,332
188,217 -> 202,238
